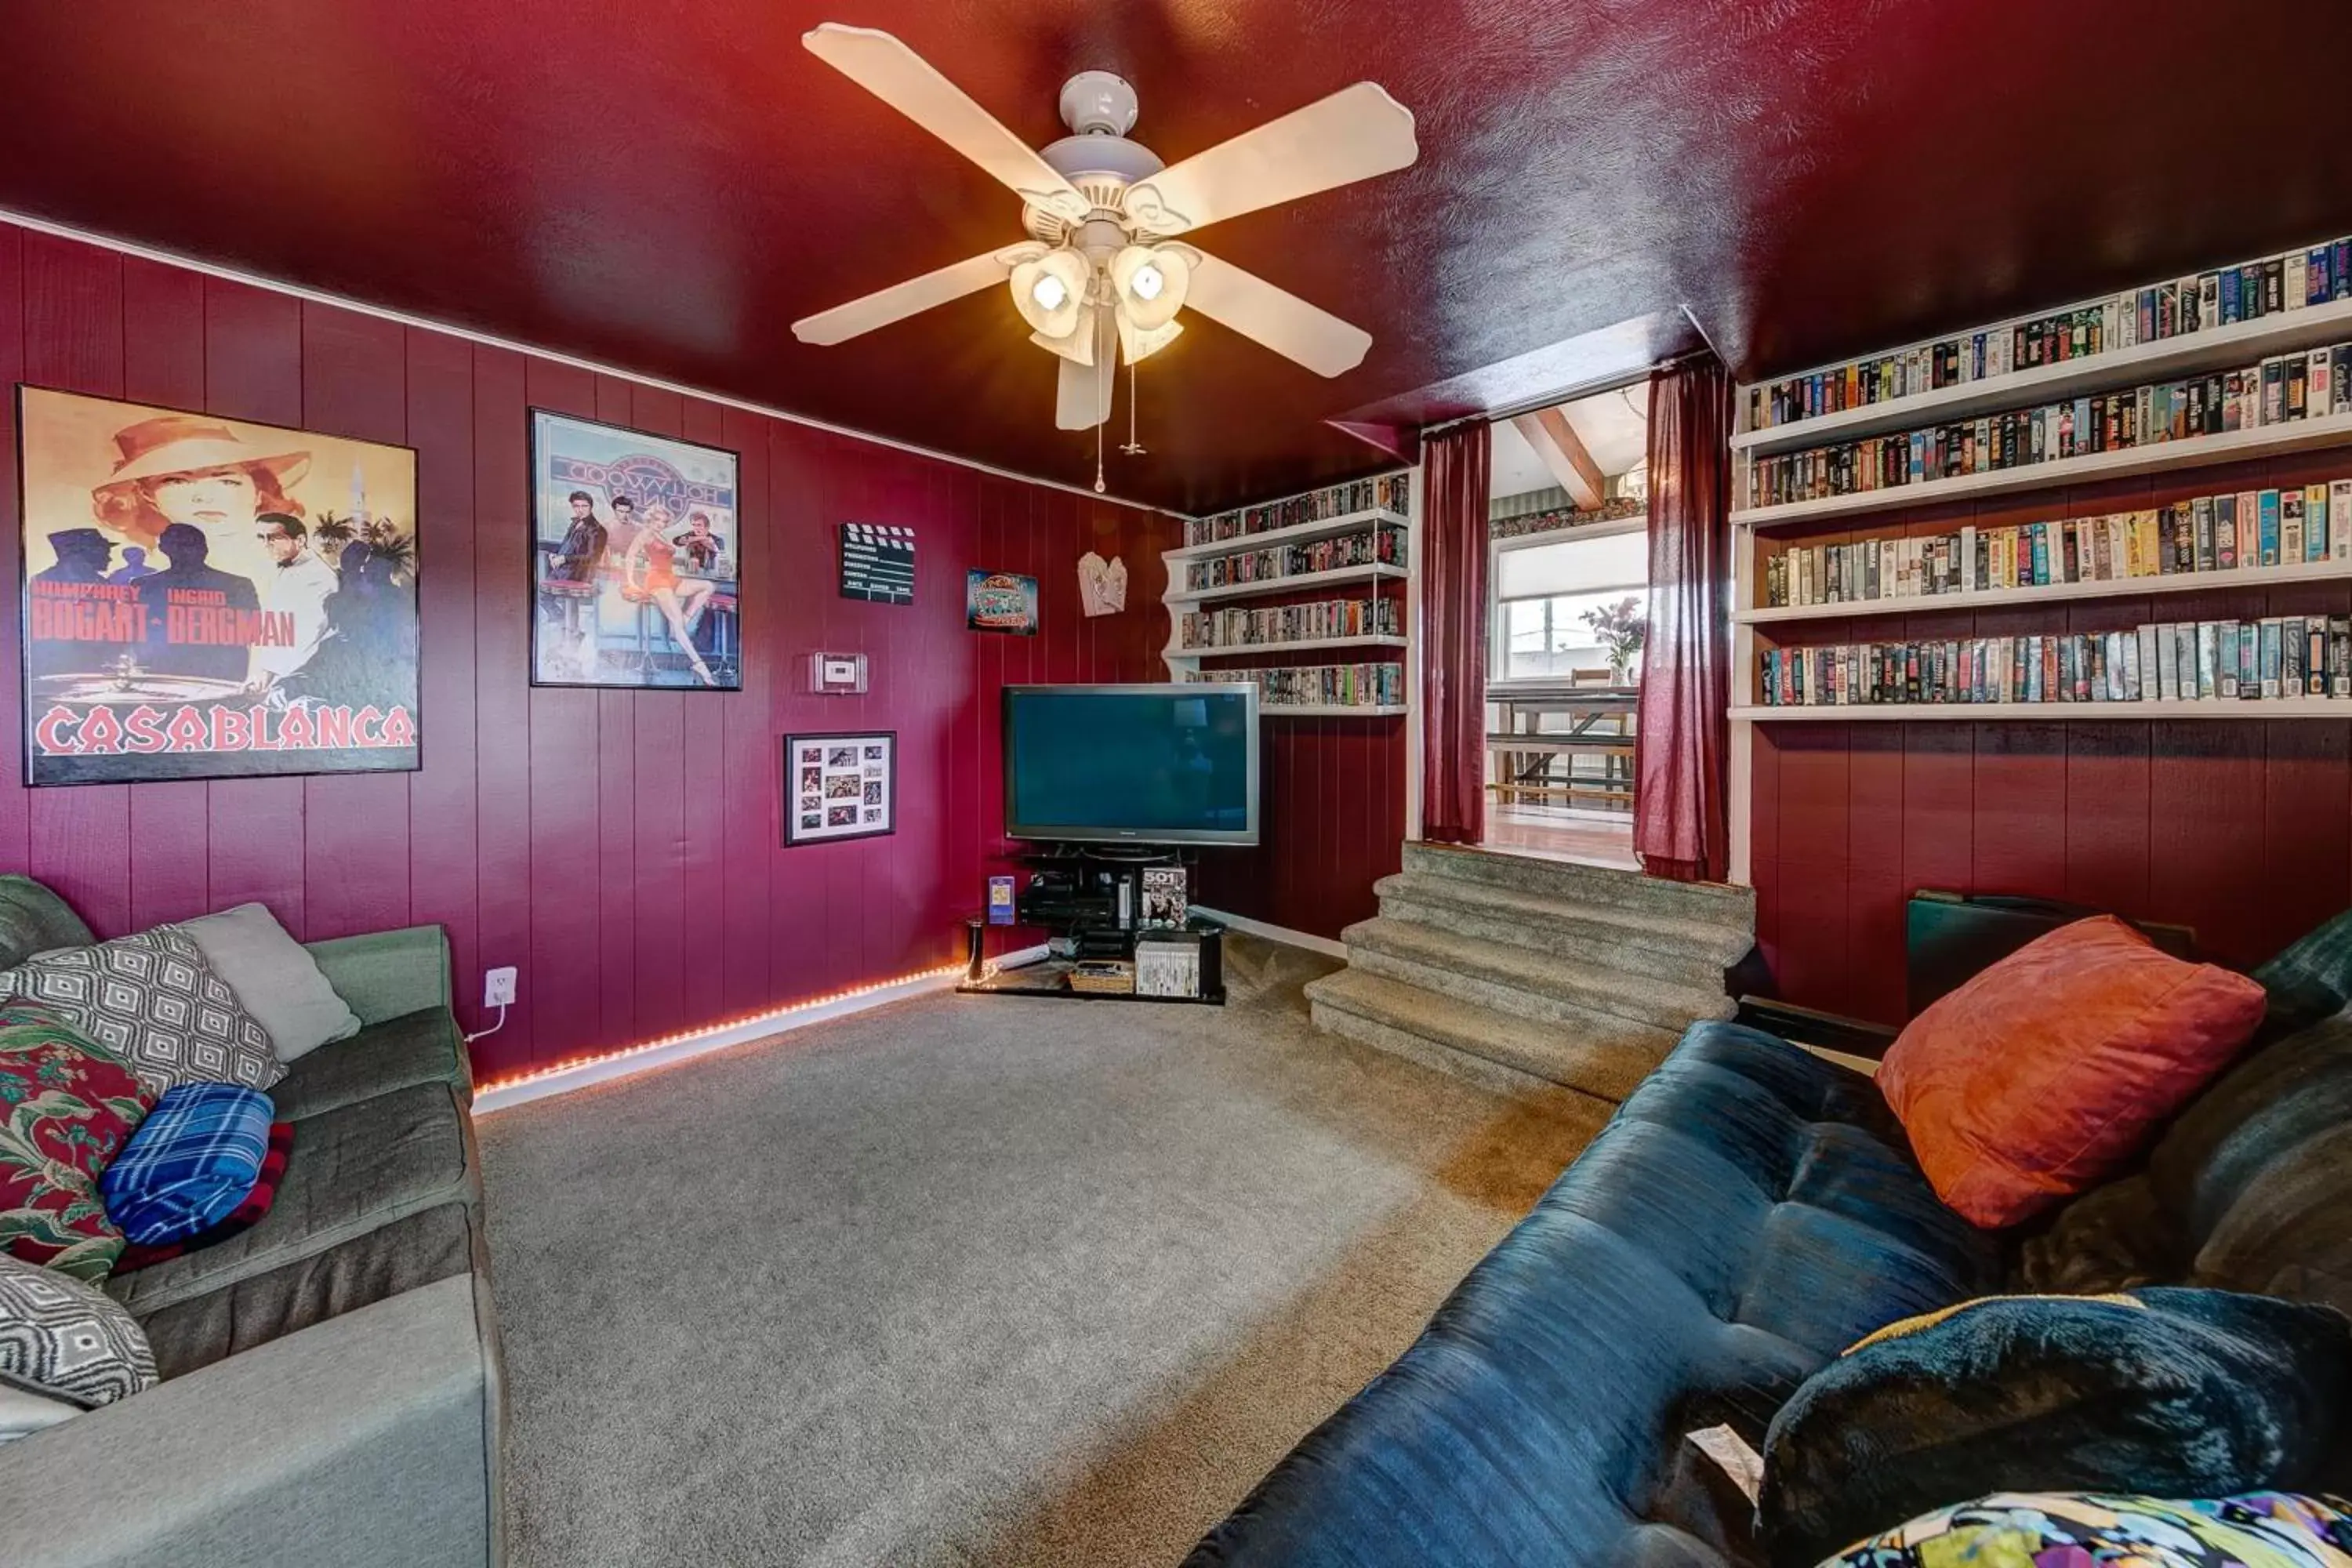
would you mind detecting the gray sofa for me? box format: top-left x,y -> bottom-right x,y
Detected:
0,877 -> 503,1568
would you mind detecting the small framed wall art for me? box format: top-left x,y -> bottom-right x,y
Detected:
839,523 -> 914,604
782,731 -> 895,846
965,569 -> 1038,635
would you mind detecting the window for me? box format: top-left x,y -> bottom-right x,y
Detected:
1494,525 -> 1646,681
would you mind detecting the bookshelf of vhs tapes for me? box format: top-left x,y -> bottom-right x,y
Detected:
1162,471 -> 1416,713
1736,336 -> 2352,524
1736,617 -> 2352,722
1737,233 -> 2352,457
1742,476 -> 2352,624
1178,473 -> 1412,550
1730,236 -> 2352,878
1181,661 -> 1406,717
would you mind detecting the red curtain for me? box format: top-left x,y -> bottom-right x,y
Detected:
1419,423 -> 1490,845
1635,357 -> 1732,882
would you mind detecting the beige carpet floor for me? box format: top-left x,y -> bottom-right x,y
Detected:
479,936 -> 1610,1567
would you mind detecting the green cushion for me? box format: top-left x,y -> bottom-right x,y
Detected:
0,876 -> 94,971
104,1082 -> 477,1317
269,1008 -> 471,1122
135,1202 -> 479,1381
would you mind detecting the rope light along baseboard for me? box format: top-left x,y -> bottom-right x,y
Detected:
471,959 -> 981,1105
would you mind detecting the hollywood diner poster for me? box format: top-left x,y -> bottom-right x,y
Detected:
16,387 -> 420,786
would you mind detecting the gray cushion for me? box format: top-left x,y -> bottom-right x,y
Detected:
270,1007 -> 471,1122
176,903 -> 361,1063
137,1203 -> 480,1381
0,877 -> 93,970
106,1083 -> 477,1316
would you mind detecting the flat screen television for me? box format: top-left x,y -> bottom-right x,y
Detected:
1004,684 -> 1260,846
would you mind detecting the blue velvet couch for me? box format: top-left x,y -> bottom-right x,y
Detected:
1187,937 -> 2352,1568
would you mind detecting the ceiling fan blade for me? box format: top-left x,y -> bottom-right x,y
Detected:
1181,251 -> 1372,377
1125,82 -> 1416,236
1055,315 -> 1116,428
792,249 -> 1016,346
803,24 -> 1090,222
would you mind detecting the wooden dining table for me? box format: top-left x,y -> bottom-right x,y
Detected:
1486,680 -> 1638,808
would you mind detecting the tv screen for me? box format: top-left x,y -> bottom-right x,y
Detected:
1004,684 -> 1259,845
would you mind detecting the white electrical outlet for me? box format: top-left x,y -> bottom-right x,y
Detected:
484,967 -> 517,1007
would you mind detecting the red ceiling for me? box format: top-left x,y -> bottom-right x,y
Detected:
4,2 -> 2351,513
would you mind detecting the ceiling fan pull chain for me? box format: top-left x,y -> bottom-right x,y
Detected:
1121,361 -> 1146,457
1094,361 -> 1107,493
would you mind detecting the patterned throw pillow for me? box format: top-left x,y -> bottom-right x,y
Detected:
1820,1490 -> 2352,1568
0,1001 -> 156,1280
0,1250 -> 157,1420
100,1083 -> 274,1247
0,927 -> 281,1098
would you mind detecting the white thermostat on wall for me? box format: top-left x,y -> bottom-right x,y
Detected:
808,652 -> 869,695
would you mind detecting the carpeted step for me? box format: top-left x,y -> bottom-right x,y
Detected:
1342,916 -> 1735,1034
1401,841 -> 1755,929
1372,872 -> 1751,985
1304,968 -> 1666,1105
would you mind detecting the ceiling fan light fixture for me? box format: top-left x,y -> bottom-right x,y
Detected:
1032,306 -> 1098,365
1110,244 -> 1189,332
1010,248 -> 1089,340
1116,312 -> 1183,365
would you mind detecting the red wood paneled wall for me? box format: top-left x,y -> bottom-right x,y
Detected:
1749,445 -> 2352,1025
0,223 -> 1181,1081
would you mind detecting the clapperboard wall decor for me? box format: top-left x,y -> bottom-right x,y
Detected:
839,523 -> 916,604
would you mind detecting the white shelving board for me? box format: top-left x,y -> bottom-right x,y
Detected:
1162,632 -> 1407,681
1163,507 -> 1410,563
1252,704 -> 1409,719
1158,469 -> 1418,732
1163,561 -> 1406,608
1733,699 -> 2352,723
1733,295 -> 2352,459
1732,409 -> 2352,528
1737,557 -> 2352,625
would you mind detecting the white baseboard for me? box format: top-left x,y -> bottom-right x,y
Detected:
1189,906 -> 1350,961
474,943 -> 1051,1113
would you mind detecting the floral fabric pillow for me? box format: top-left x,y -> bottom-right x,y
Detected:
0,1001 -> 155,1280
1821,1491 -> 2352,1568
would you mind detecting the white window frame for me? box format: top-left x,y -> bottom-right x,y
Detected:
1487,514 -> 1648,690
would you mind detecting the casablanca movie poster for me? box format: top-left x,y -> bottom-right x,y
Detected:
529,410 -> 741,690
16,387 -> 420,787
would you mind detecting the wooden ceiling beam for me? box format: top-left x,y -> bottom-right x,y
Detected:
1511,407 -> 1606,510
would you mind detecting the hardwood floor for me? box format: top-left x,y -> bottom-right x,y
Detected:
1479,804 -> 1638,872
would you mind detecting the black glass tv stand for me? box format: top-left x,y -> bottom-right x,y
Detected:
957,844 -> 1225,1005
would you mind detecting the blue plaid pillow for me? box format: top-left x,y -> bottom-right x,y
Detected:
98,1084 -> 273,1246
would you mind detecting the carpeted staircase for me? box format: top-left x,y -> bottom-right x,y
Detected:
1304,842 -> 1755,1105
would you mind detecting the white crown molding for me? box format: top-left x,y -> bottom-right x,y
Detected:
0,208 -> 1185,518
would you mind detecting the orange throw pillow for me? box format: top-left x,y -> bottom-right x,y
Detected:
1877,916 -> 2265,1228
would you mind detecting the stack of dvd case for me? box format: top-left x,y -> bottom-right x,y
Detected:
1765,478 -> 2352,607
1759,619 -> 2352,707
1747,234 -> 2352,434
1183,662 -> 1404,710
1178,596 -> 1400,650
1183,474 -> 1411,548
1748,340 -> 2352,510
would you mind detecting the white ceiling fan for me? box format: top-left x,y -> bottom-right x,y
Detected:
789,24 -> 1417,430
